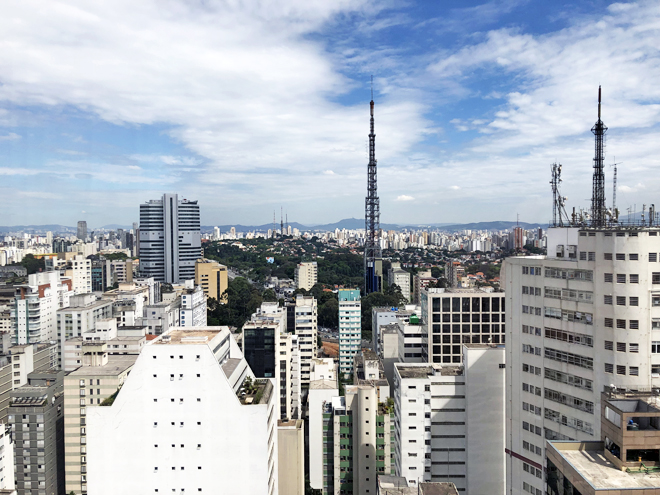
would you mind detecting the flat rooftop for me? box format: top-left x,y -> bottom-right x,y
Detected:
221,358 -> 241,378
396,364 -> 464,378
154,329 -> 224,345
68,354 -> 137,376
550,442 -> 660,490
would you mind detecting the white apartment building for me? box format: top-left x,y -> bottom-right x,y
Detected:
388,263 -> 411,303
68,255 -> 92,294
393,347 -> 505,494
397,315 -> 425,364
420,287 -> 506,365
279,333 -> 301,420
138,194 -> 202,283
180,284 -> 207,327
339,289 -> 361,378
11,271 -> 73,344
372,306 -> 417,355
295,262 -> 317,291
502,226 -> 660,495
141,300 -> 181,335
86,327 -> 279,495
56,294 -> 113,368
293,295 -> 317,385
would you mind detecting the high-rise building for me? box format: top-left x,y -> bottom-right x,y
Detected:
86,327 -> 279,495
393,346 -> 505,493
420,287 -> 506,365
11,272 -> 74,344
338,289 -> 361,377
9,369 -> 65,495
138,193 -> 201,283
388,263 -> 411,302
77,221 -> 87,241
179,283 -> 207,327
503,225 -> 660,495
294,261 -> 317,291
292,295 -> 317,386
194,258 -> 228,302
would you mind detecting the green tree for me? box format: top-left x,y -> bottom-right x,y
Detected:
11,254 -> 45,275
318,296 -> 339,329
431,266 -> 442,279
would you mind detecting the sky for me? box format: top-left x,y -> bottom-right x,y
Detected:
1,0 -> 660,228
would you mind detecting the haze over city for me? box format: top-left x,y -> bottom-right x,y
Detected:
2,0 -> 660,227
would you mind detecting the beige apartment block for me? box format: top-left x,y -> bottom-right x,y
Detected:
195,258 -> 228,302
277,419 -> 304,495
63,351 -> 136,495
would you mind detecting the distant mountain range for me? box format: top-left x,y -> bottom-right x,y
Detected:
0,218 -> 547,235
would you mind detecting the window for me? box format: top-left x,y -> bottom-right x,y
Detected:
630,320 -> 639,330
617,342 -> 626,352
605,363 -> 613,374
604,295 -> 613,305
630,274 -> 639,283
579,252 -> 586,261
616,296 -> 626,306
630,343 -> 639,353
630,367 -> 639,376
604,273 -> 613,282
653,342 -> 660,354
604,253 -> 613,260
617,319 -> 626,329
630,297 -> 639,306
604,341 -> 613,351
616,253 -> 625,261
617,274 -> 626,283
630,253 -> 639,260
588,252 -> 596,261
604,318 -> 613,328
651,253 -> 658,262
617,365 -> 626,375
653,273 -> 660,284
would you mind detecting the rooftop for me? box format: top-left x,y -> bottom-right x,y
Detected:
68,354 -> 137,376
237,377 -> 273,406
548,441 -> 660,490
396,364 -> 464,379
221,358 -> 242,378
57,298 -> 112,311
154,329 -> 224,345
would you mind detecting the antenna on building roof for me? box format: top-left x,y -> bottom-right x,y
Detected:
591,86 -> 608,227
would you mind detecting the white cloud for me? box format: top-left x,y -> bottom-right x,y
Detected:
323,170 -> 336,175
450,185 -> 460,190
0,132 -> 20,141
396,194 -> 414,201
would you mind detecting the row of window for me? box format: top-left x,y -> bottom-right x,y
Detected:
604,341 -> 639,353
522,344 -> 541,356
604,318 -> 639,329
522,286 -> 541,296
522,306 -> 542,316
522,421 -> 542,437
604,364 -> 639,376
522,482 -> 542,495
545,407 -> 593,435
433,313 -> 502,323
604,295 -> 639,306
544,388 -> 594,414
522,267 -> 542,276
522,325 -> 542,336
522,383 -> 541,396
522,440 -> 542,457
545,368 -> 593,392
522,402 -> 541,416
522,462 -> 542,479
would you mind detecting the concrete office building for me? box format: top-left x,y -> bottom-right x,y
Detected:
11,272 -> 73,344
0,343 -> 57,424
293,295 -> 317,385
194,258 -> 228,302
141,300 -> 180,335
413,269 -> 435,304
138,193 -> 201,283
68,255 -> 92,295
56,294 -> 113,368
338,289 -> 361,378
397,314 -> 425,364
393,347 -> 505,493
86,327 -> 279,495
420,287 -> 506,365
179,284 -> 206,327
372,306 -> 417,355
133,277 -> 161,305
388,263 -> 411,303
63,351 -> 136,495
502,225 -> 660,495
77,221 -> 87,241
8,369 -> 65,495
295,261 -> 317,291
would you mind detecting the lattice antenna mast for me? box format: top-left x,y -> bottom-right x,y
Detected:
591,86 -> 608,227
550,162 -> 569,227
611,160 -> 619,219
364,76 -> 382,294
280,207 -> 284,236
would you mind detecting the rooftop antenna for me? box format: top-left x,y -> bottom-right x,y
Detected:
550,162 -> 569,227
591,86 -> 608,227
280,207 -> 284,236
364,75 -> 382,294
611,159 -> 619,222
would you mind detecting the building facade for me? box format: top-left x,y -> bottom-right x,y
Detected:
294,262 -> 317,291
138,193 -> 201,283
293,295 -> 317,385
503,226 -> 660,495
194,258 -> 228,302
86,327 -> 279,495
338,289 -> 361,378
420,287 -> 506,365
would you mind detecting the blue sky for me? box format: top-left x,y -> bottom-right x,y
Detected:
1,0 -> 660,228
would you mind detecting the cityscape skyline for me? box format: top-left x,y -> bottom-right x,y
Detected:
1,1 -> 660,227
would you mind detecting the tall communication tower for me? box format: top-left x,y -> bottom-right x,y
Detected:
591,86 -> 608,227
280,207 -> 284,236
364,77 -> 383,294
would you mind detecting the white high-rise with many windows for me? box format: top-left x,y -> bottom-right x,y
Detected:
138,193 -> 201,283
338,289 -> 361,377
503,226 -> 660,495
